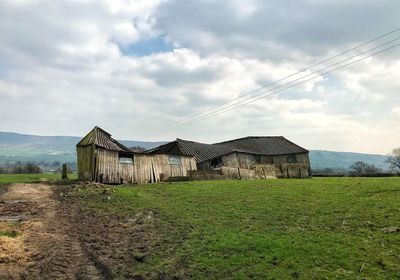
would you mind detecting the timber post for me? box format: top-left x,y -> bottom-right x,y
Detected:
61,164 -> 68,180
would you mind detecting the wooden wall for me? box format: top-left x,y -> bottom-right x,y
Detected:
77,145 -> 95,180
191,163 -> 310,180
93,148 -> 197,184
197,152 -> 311,178
77,146 -> 311,182
280,163 -> 310,178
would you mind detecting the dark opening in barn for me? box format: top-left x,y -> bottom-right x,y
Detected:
210,157 -> 223,169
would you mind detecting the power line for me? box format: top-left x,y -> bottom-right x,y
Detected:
179,42 -> 400,126
154,39 -> 400,136
170,37 -> 400,125
152,28 -> 400,133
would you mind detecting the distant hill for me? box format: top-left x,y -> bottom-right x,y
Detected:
0,131 -> 165,164
0,131 -> 391,171
309,150 -> 390,171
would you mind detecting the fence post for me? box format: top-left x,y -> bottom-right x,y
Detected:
61,164 -> 68,180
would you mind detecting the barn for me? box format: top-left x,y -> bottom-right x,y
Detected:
146,136 -> 311,178
77,127 -> 311,183
76,127 -> 196,184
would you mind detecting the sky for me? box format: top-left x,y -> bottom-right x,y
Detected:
0,0 -> 399,154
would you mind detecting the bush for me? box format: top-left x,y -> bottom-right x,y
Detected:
23,163 -> 42,174
11,162 -> 41,174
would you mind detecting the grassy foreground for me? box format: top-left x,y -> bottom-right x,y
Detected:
75,178 -> 399,279
0,173 -> 77,184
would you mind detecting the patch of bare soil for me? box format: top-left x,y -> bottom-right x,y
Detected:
0,184 -> 107,279
61,186 -> 162,280
0,183 -> 160,280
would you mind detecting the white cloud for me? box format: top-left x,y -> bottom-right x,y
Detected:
393,107 -> 400,115
229,0 -> 260,17
0,0 -> 399,154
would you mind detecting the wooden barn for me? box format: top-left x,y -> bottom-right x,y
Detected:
147,136 -> 311,179
77,127 -> 311,183
76,127 -> 196,184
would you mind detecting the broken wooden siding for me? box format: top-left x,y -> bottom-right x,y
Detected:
280,163 -> 310,178
254,164 -> 281,179
93,148 -> 197,184
192,163 -> 309,180
199,152 -> 309,168
197,152 -> 311,178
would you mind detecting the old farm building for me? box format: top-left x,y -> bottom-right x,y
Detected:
76,127 -> 196,184
147,137 -> 311,179
77,127 -> 311,184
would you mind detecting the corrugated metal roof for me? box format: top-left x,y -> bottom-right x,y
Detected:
78,127 -> 308,163
176,139 -> 234,163
214,136 -> 308,155
145,139 -> 233,163
76,126 -> 131,152
146,136 -> 308,163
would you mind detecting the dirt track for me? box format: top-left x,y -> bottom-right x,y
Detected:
0,183 -> 108,279
0,183 -> 152,280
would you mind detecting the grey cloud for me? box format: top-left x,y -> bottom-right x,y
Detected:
155,0 -> 400,60
0,1 -> 102,66
142,61 -> 223,87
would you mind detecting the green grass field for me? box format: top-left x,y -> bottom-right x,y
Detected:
0,173 -> 77,184
72,177 -> 400,279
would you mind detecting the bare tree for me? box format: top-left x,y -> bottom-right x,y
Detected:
349,161 -> 379,176
13,161 -> 23,174
349,161 -> 367,176
386,148 -> 400,171
364,164 -> 380,174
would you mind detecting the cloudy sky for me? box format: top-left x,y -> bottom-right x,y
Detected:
0,0 -> 399,154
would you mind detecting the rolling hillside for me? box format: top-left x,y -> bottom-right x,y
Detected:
0,131 -> 391,171
0,131 -> 164,164
310,150 -> 390,171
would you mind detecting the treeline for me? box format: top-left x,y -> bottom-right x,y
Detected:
313,160 -> 399,177
0,162 -> 42,174
0,161 -> 77,174
348,161 -> 382,176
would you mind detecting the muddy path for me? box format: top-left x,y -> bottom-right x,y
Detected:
0,183 -> 159,280
0,183 -> 110,280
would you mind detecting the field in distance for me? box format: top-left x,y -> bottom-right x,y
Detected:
0,173 -> 77,184
68,177 -> 400,279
